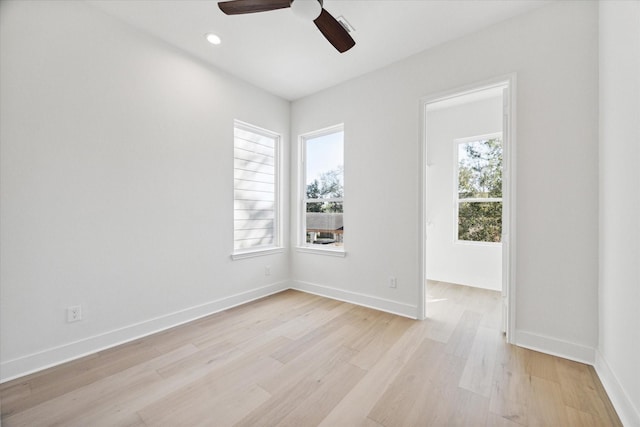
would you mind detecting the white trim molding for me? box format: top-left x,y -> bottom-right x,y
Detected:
296,246 -> 346,257
0,281 -> 290,383
419,73 -> 517,341
595,350 -> 640,427
1,279 -> 420,383
231,247 -> 285,260
290,280 -> 417,319
515,330 -> 596,365
297,124 -> 345,253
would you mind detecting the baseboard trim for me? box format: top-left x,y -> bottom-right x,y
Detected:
0,281 -> 290,383
290,280 -> 418,319
515,330 -> 596,365
595,350 -> 640,427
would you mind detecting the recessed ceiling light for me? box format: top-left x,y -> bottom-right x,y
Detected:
205,33 -> 221,45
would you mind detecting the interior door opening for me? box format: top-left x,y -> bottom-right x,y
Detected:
420,78 -> 515,343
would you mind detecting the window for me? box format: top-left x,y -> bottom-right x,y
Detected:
456,133 -> 502,243
300,125 -> 344,252
233,121 -> 281,256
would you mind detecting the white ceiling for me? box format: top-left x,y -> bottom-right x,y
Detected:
87,0 -> 552,101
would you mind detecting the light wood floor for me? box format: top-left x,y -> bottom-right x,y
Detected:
1,282 -> 621,426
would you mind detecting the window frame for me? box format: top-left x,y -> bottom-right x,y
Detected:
231,120 -> 283,260
453,132 -> 503,246
298,124 -> 346,256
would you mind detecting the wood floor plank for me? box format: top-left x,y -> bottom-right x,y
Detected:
155,340 -> 240,379
319,321 -> 425,427
444,309 -> 483,358
4,368 -> 161,427
235,355 -> 362,427
565,405 -> 601,427
268,307 -> 361,364
347,310 -> 396,351
555,357 -> 622,425
269,299 -> 354,341
145,320 -> 217,354
1,285 -> 623,427
3,344 -> 198,427
459,325 -> 501,398
526,348 -> 560,382
258,330 -> 358,396
433,387 -> 490,426
526,375 -> 570,427
137,340 -> 288,425
275,360 -> 366,427
139,382 -> 271,427
1,340 -> 161,418
0,359 -> 107,417
421,300 -> 466,343
367,338 -> 449,426
348,314 -> 413,370
485,412 -> 523,427
0,383 -> 30,417
488,373 -> 529,425
490,340 -> 532,417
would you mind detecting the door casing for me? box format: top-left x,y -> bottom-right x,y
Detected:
418,74 -> 517,344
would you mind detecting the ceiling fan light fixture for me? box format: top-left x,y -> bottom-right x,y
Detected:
205,33 -> 222,45
291,0 -> 322,21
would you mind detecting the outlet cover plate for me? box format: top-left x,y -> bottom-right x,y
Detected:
67,306 -> 82,322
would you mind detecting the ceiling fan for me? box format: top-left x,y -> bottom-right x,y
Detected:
217,0 -> 356,53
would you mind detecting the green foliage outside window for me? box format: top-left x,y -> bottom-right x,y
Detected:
458,137 -> 502,243
458,202 -> 502,242
306,166 -> 344,213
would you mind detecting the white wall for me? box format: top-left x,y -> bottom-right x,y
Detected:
598,1 -> 640,425
0,0 -> 290,381
426,95 -> 503,291
291,0 -> 599,360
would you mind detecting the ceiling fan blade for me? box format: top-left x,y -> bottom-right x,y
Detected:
218,0 -> 291,15
313,8 -> 355,53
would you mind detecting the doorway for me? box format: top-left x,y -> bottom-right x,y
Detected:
419,77 -> 515,343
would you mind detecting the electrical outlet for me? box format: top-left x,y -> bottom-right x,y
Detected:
265,265 -> 271,276
389,276 -> 397,288
67,305 -> 82,322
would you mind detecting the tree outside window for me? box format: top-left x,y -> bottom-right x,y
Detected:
302,126 -> 344,249
456,135 -> 502,243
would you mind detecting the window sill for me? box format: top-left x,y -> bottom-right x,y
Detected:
231,247 -> 285,260
455,240 -> 502,247
296,246 -> 346,257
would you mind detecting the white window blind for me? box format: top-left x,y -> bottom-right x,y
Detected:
233,122 -> 280,253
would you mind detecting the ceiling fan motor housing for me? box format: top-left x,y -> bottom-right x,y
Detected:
291,0 -> 323,21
